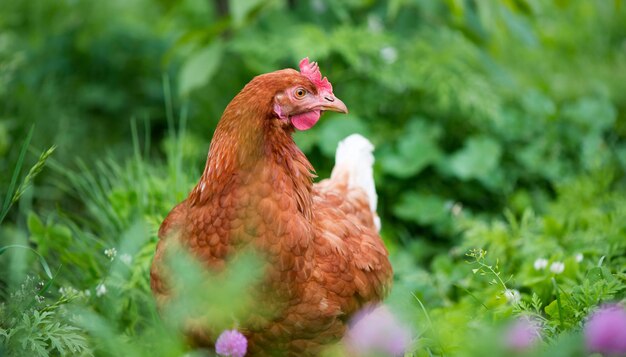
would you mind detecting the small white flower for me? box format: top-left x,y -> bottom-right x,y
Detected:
504,289 -> 521,304
367,15 -> 383,33
550,261 -> 565,274
575,253 -> 583,263
96,283 -> 107,297
451,203 -> 463,216
83,289 -> 91,297
534,258 -> 548,271
120,253 -> 132,265
59,286 -> 79,297
380,46 -> 398,64
311,0 -> 326,13
104,248 -> 117,261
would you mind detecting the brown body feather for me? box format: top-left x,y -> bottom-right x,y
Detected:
150,68 -> 392,356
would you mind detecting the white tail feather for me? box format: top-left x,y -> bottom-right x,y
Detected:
331,134 -> 381,231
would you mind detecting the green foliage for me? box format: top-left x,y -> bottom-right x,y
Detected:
0,277 -> 91,356
392,170 -> 626,356
379,119 -> 442,179
1,0 -> 626,356
0,126 -> 55,225
179,41 -> 225,97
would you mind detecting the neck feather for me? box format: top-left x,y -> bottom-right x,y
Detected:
188,102 -> 315,219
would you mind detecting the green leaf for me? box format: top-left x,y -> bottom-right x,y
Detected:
544,299 -> 560,319
178,41 -> 224,97
581,134 -> 608,170
27,211 -> 45,236
500,6 -> 538,46
316,115 -> 369,157
447,136 -> 502,181
562,96 -> 616,132
586,266 -> 615,285
230,0 -> 266,27
380,119 -> 442,178
393,192 -> 449,225
28,212 -> 50,257
521,90 -> 556,119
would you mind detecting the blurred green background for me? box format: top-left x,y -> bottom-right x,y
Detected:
2,0 -> 626,241
1,0 -> 626,356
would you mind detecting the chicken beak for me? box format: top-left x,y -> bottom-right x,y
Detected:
321,95 -> 348,114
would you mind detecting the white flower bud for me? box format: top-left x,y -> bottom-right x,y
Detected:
96,283 -> 107,297
533,258 -> 548,270
550,261 -> 565,274
575,253 -> 583,263
120,253 -> 132,265
504,289 -> 521,304
104,248 -> 117,261
380,46 -> 398,64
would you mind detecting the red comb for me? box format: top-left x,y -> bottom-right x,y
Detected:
299,57 -> 333,94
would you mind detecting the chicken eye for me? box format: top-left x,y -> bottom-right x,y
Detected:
294,88 -> 307,99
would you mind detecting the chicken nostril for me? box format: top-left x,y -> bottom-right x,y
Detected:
324,96 -> 335,102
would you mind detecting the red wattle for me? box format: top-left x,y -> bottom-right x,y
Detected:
291,110 -> 321,131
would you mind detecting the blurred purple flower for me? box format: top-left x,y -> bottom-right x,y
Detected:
345,305 -> 412,356
584,304 -> 626,356
215,329 -> 247,357
505,316 -> 542,351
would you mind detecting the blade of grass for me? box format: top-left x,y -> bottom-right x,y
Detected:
176,104 -> 189,194
163,73 -> 176,144
552,277 -> 564,329
37,265 -> 62,299
0,244 -> 54,279
163,73 -> 181,193
12,145 -> 56,204
412,292 -> 434,328
0,126 -> 34,224
131,117 -> 147,210
412,292 -> 446,356
454,283 -> 490,310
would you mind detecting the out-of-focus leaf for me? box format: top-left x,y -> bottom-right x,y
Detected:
521,90 -> 556,119
562,96 -> 616,132
27,212 -> 73,264
230,0 -> 266,27
331,26 -> 388,74
178,41 -> 224,97
393,192 -> 449,225
286,25 -> 332,61
380,119 -> 442,178
162,246 -> 264,333
516,138 -> 569,181
447,136 -> 502,181
500,6 -> 538,46
586,266 -> 615,285
316,115 -> 370,157
0,122 -> 9,156
27,211 -> 45,236
581,134 -> 607,170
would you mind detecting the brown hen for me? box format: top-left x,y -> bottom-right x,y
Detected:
150,58 -> 392,356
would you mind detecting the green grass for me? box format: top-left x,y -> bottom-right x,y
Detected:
1,1 -> 626,356
1,118 -> 624,356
